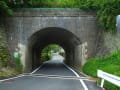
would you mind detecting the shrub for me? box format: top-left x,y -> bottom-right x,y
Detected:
41,44 -> 63,62
0,1 -> 13,16
83,51 -> 120,89
0,47 -> 9,67
0,67 -> 20,79
13,53 -> 23,73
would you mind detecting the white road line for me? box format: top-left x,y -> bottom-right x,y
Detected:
63,63 -> 88,90
0,64 -> 44,83
24,73 -> 89,80
30,64 -> 44,74
30,66 -> 41,74
0,74 -> 24,83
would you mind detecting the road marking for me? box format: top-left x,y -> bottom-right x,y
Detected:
0,74 -> 24,83
0,63 -> 44,83
30,66 -> 41,74
30,63 -> 45,74
63,63 -> 88,90
24,73 -> 91,80
25,75 -> 88,80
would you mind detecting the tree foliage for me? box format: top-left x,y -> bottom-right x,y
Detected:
0,1 -> 13,15
41,44 -> 62,62
1,0 -> 120,31
97,0 -> 120,32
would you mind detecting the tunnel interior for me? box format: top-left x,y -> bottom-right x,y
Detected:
26,27 -> 81,71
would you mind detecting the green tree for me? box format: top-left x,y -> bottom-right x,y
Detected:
97,0 -> 120,32
41,44 -> 62,62
0,0 -> 13,16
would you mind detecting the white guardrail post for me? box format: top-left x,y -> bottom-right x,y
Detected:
97,70 -> 120,88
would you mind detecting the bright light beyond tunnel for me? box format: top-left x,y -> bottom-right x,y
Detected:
41,44 -> 65,62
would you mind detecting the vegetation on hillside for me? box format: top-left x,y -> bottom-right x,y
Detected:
0,24 -> 11,67
0,24 -> 22,78
83,51 -> 120,90
97,0 -> 120,32
0,67 -> 20,79
0,1 -> 13,15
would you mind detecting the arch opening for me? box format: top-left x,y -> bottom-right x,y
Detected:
26,27 -> 81,71
41,44 -> 65,62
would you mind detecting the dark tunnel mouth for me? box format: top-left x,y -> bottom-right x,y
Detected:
26,27 -> 81,71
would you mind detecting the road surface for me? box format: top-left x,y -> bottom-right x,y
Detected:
0,54 -> 102,90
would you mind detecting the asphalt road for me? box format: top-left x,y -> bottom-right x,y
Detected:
0,54 -> 102,90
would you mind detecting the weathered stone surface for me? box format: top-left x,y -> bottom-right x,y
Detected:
0,24 -> 7,48
96,32 -> 120,57
0,18 -> 10,66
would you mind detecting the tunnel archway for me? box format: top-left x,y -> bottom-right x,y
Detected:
26,27 -> 81,71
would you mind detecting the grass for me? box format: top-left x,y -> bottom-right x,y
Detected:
0,66 -> 20,79
82,51 -> 120,90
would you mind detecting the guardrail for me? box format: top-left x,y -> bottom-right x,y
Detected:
97,70 -> 120,88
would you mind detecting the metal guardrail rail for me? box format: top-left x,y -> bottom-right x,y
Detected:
97,70 -> 120,88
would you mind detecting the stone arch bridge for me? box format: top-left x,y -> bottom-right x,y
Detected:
4,8 -> 100,72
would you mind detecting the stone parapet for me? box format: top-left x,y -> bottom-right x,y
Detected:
13,8 -> 96,17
